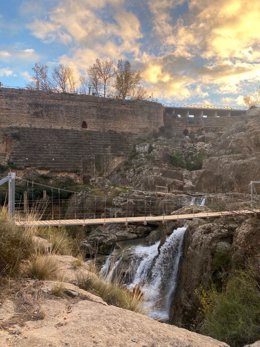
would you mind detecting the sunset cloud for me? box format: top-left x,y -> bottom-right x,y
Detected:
0,0 -> 259,107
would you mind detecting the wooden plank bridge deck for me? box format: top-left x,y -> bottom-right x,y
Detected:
15,209 -> 260,227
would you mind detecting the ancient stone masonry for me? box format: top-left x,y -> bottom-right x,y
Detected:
0,88 -> 248,175
0,127 -> 133,178
164,107 -> 246,135
0,88 -> 164,133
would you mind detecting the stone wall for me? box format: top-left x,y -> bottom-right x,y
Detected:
164,107 -> 246,135
0,127 -> 133,176
0,88 -> 164,134
0,88 -> 250,175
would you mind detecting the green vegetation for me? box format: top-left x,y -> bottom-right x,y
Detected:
77,274 -> 143,313
169,150 -> 205,170
199,272 -> 260,347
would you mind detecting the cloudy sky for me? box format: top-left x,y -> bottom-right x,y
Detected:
0,0 -> 259,107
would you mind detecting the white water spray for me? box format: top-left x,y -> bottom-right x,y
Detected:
101,226 -> 187,321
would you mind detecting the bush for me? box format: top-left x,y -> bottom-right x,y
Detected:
169,150 -> 204,171
170,151 -> 186,168
0,209 -> 34,276
77,274 -> 143,313
200,272 -> 260,347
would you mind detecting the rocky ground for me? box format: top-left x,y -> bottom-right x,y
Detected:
0,254 -> 229,347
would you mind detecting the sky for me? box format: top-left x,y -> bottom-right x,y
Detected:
0,0 -> 259,108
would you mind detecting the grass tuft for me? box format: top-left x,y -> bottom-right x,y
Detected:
51,282 -> 65,297
37,227 -> 74,255
77,274 -> 143,313
26,255 -> 59,280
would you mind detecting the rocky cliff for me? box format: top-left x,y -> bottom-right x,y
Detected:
171,215 -> 260,327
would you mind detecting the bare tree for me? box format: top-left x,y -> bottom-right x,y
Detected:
88,59 -> 115,97
29,63 -> 50,91
88,64 -> 101,96
52,64 -> 76,93
114,60 -> 142,100
131,85 -> 148,100
79,75 -> 91,94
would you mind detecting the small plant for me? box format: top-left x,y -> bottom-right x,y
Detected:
51,282 -> 65,297
27,255 -> 59,280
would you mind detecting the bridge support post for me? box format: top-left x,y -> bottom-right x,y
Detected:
0,172 -> 16,218
8,172 -> 16,217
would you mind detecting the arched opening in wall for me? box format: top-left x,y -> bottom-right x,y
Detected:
82,121 -> 88,129
183,128 -> 189,136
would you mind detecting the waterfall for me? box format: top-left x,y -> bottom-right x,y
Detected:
190,197 -> 196,206
190,196 -> 206,206
200,197 -> 206,206
101,226 -> 187,322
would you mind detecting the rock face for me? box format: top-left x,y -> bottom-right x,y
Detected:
0,280 -> 229,347
81,223 -> 155,256
108,112 -> 260,195
171,216 -> 260,328
195,115 -> 260,193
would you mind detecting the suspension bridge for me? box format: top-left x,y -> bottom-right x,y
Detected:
0,173 -> 259,227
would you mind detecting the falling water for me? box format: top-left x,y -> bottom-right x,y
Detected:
190,196 -> 206,206
101,226 -> 187,321
190,197 -> 196,206
200,197 -> 206,206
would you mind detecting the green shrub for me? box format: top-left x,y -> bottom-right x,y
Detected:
169,150 -> 205,171
0,209 -> 34,276
200,272 -> 260,347
170,151 -> 186,168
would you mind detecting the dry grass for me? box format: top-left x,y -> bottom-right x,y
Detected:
0,208 -> 34,277
50,282 -> 65,297
76,273 -> 143,313
36,227 -> 74,255
71,257 -> 83,269
26,255 -> 60,280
